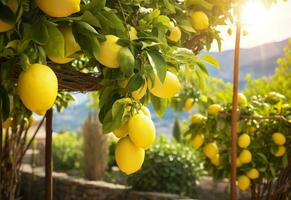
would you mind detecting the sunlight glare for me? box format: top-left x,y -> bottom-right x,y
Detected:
240,1 -> 268,28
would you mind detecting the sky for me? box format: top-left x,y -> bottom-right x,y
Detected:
212,0 -> 291,51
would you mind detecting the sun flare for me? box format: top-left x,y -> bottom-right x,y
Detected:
240,1 -> 268,28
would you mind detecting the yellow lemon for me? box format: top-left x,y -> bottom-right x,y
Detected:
227,28 -> 232,36
0,0 -> 19,32
140,106 -> 151,118
167,26 -> 181,42
115,136 -> 145,175
184,98 -> 194,111
238,93 -> 248,105
128,113 -> 156,149
35,0 -> 80,17
2,117 -> 13,129
210,154 -> 220,166
272,132 -> 286,145
203,142 -> 218,159
248,126 -> 257,133
239,149 -> 252,164
149,71 -> 181,99
207,104 -> 223,116
97,35 -> 122,68
238,175 -> 250,191
49,26 -> 81,64
18,64 -> 58,115
191,11 -> 209,31
238,134 -> 251,148
190,134 -> 204,149
273,146 -> 286,157
132,82 -> 147,100
129,26 -> 138,40
191,114 -> 205,124
113,123 -> 128,138
246,168 -> 259,179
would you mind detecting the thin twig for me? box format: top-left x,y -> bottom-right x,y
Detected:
18,116 -> 46,165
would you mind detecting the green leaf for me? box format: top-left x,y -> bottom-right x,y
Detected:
31,19 -> 49,45
201,55 -> 220,69
196,62 -> 209,75
102,108 -> 123,133
0,3 -> 16,23
147,50 -> 167,83
96,10 -> 125,33
44,23 -> 65,57
119,47 -> 135,76
151,94 -> 168,117
81,11 -> 101,28
126,74 -> 144,92
72,21 -> 100,59
163,0 -> 176,13
82,0 -> 106,11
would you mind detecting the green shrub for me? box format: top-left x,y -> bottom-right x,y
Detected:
53,132 -> 83,171
127,136 -> 203,198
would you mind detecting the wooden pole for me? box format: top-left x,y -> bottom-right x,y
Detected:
0,99 -> 2,200
45,109 -> 53,200
230,17 -> 241,200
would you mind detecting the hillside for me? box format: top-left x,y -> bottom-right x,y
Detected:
53,38 -> 289,134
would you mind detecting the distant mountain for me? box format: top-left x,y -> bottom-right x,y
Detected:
53,38 -> 289,134
207,39 -> 288,85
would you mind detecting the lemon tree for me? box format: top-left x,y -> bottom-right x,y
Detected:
184,92 -> 290,198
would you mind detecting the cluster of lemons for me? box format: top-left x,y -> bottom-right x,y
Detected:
167,10 -> 209,43
113,106 -> 155,175
188,93 -> 288,191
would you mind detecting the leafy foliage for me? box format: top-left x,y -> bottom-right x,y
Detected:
127,136 -> 204,198
185,92 -> 290,190
52,132 -> 83,171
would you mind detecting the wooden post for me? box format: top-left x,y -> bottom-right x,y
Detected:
45,109 -> 53,200
0,100 -> 2,200
230,19 -> 241,200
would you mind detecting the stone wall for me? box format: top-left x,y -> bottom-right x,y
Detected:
20,165 -> 190,200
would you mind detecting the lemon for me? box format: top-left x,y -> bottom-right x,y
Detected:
203,142 -> 218,159
238,134 -> 251,148
238,93 -> 248,105
2,117 -> 13,129
129,26 -> 138,40
248,126 -> 257,133
246,168 -> 259,179
49,26 -> 80,64
128,113 -> 156,149
191,134 -> 204,149
0,0 -> 19,32
97,35 -> 122,68
238,175 -> 250,191
272,132 -> 286,145
36,0 -> 80,17
115,136 -> 145,175
140,106 -> 151,118
18,64 -> 58,115
191,11 -> 209,31
184,98 -> 194,111
132,82 -> 147,100
191,114 -> 205,124
149,71 -> 181,99
273,146 -> 286,157
239,149 -> 252,164
113,123 -> 128,138
210,154 -> 220,166
227,28 -> 232,36
207,104 -> 223,116
167,26 -> 181,42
